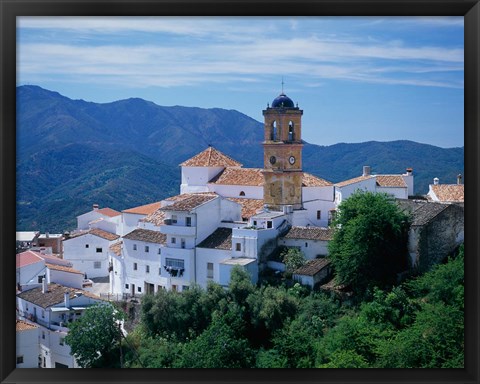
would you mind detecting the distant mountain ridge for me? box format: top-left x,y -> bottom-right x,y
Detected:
16,85 -> 464,232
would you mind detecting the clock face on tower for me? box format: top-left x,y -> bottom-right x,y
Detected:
289,156 -> 296,165
270,156 -> 277,165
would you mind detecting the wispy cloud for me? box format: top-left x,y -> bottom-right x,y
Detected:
17,17 -> 464,90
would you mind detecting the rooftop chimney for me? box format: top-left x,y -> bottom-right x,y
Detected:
41,277 -> 48,294
433,177 -> 439,185
362,166 -> 371,177
405,168 -> 413,176
457,174 -> 462,185
93,204 -> 99,211
64,291 -> 70,308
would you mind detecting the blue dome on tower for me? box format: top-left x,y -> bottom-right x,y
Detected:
271,93 -> 295,108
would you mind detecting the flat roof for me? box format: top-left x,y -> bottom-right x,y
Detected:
220,257 -> 256,266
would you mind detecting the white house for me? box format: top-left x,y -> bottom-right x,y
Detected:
121,201 -> 162,236
63,228 -> 120,279
292,258 -> 332,289
16,319 -> 40,368
16,281 -> 106,368
76,204 -> 121,233
16,250 -> 45,290
279,226 -> 334,260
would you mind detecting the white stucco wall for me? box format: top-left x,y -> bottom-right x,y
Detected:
17,261 -> 46,287
195,248 -> 231,289
63,235 -> 113,278
181,166 -> 224,194
16,326 -> 40,368
335,178 -> 377,205
209,184 -> 263,200
47,269 -> 84,289
278,238 -> 330,260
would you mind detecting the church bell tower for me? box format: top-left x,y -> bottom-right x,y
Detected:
262,91 -> 303,211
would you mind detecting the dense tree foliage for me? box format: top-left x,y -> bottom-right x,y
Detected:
123,246 -> 463,368
328,191 -> 410,296
281,247 -> 306,273
65,303 -> 125,368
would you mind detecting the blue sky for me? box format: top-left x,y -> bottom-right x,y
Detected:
17,16 -> 464,148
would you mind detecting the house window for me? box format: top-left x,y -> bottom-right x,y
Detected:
133,263 -> 137,271
16,356 -> 24,365
145,245 -> 149,253
182,285 -> 189,291
181,239 -> 186,249
158,248 -> 161,254
85,244 -> 89,248
125,284 -> 129,289
137,287 -> 142,293
42,331 -> 45,340
59,337 -> 65,346
94,261 -> 101,269
171,215 -> 178,224
133,244 -> 137,251
207,262 -> 214,279
186,217 -> 192,227
96,247 -> 102,253
253,221 -> 257,226
239,191 -> 245,197
146,265 -> 150,273
317,210 -> 321,220
267,221 -> 273,229
235,243 -> 241,252
171,237 -> 176,244
165,258 -> 184,269
305,242 -> 308,248
159,267 -> 162,275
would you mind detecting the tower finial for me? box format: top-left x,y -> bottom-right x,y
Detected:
281,77 -> 284,94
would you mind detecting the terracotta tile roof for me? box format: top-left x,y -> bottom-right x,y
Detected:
16,319 -> 38,332
197,228 -> 232,250
430,184 -> 464,203
16,250 -> 44,269
46,263 -> 84,275
122,201 -> 162,215
65,228 -> 120,241
410,202 -> 450,226
294,258 -> 331,276
159,193 -> 218,212
97,207 -> 121,217
17,283 -> 103,309
302,173 -> 332,187
335,175 -> 374,188
180,146 -> 242,167
282,226 -> 334,241
209,168 -> 264,186
140,209 -> 166,226
109,241 -> 123,256
227,198 -> 264,220
376,175 -> 407,188
123,228 -> 167,244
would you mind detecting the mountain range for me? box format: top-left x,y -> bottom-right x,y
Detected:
16,85 -> 464,233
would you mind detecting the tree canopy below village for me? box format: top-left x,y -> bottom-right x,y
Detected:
119,248 -> 464,368
328,191 -> 411,297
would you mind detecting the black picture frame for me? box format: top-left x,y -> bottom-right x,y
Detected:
1,1 -> 478,383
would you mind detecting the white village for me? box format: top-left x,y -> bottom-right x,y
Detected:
15,92 -> 464,368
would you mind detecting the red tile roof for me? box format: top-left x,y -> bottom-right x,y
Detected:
159,193 -> 218,212
197,228 -> 232,250
335,175 -> 374,188
376,175 -> 407,188
65,228 -> 120,241
17,283 -> 104,309
209,168 -> 264,186
16,319 -> 38,332
226,198 -> 264,220
122,201 -> 162,215
123,228 -> 167,244
302,173 -> 332,187
97,207 -> 121,217
430,184 -> 464,203
16,250 -> 44,269
282,226 -> 334,241
140,209 -> 166,226
46,263 -> 84,275
293,258 -> 331,276
180,146 -> 242,167
109,241 -> 123,256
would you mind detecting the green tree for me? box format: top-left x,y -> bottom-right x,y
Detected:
65,303 -> 125,368
281,247 -> 306,273
328,191 -> 410,296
